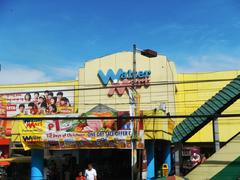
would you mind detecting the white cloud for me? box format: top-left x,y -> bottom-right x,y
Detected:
50,66 -> 78,79
0,64 -> 51,84
177,54 -> 240,73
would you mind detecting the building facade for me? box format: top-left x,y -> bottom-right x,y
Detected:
78,51 -> 176,114
0,51 -> 239,179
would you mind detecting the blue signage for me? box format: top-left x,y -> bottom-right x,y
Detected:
98,69 -> 151,86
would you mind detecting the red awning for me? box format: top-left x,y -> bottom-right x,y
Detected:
0,139 -> 10,145
0,161 -> 10,166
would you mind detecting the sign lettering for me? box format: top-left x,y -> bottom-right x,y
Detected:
98,69 -> 151,96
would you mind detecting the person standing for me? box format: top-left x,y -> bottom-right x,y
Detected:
85,164 -> 97,180
76,171 -> 86,180
190,152 -> 201,167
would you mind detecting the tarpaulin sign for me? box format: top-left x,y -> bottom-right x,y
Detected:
42,112 -> 144,150
19,117 -> 44,150
18,112 -> 144,150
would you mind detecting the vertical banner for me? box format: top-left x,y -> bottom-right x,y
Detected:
0,96 -> 12,137
168,118 -> 175,134
19,116 -> 45,150
0,96 -> 7,118
117,111 -> 144,149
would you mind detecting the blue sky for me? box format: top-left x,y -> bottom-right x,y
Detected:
1,0 -> 240,83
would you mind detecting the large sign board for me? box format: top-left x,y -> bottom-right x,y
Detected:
19,112 -> 144,150
0,86 -> 76,143
98,69 -> 151,96
0,86 -> 75,117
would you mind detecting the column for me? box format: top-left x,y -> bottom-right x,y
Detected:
164,141 -> 171,174
174,142 -> 181,176
212,118 -> 220,151
146,141 -> 155,180
31,149 -> 44,180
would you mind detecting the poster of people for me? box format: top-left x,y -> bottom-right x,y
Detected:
0,96 -> 12,137
19,111 -> 144,150
0,87 -> 76,117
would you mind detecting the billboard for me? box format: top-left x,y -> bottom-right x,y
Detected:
0,86 -> 76,144
19,112 -> 144,150
0,86 -> 75,117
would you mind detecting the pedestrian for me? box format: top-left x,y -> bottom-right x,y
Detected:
201,154 -> 207,163
190,152 -> 201,167
76,171 -> 86,180
43,161 -> 49,180
85,163 -> 97,180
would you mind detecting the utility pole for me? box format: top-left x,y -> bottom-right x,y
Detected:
129,44 -> 157,180
131,44 -> 137,180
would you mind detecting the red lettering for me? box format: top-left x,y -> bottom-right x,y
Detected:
25,122 -> 41,128
48,123 -> 54,130
108,78 -> 150,96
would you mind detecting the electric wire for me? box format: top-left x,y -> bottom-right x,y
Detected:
0,77 -> 237,95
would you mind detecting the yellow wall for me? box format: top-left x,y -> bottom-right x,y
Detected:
78,51 -> 176,116
143,110 -> 174,141
176,71 -> 240,142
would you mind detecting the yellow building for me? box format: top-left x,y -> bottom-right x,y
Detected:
0,52 -> 177,145
176,71 -> 240,142
0,51 -> 177,179
0,52 -> 239,147
78,51 -> 176,143
78,51 -> 176,115
1,51 -> 240,179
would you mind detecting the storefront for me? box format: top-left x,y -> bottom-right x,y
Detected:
77,51 -> 176,179
0,51 -> 177,179
2,51 -> 239,179
45,149 -> 131,180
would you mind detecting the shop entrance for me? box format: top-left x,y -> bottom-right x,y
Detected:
47,149 -> 131,180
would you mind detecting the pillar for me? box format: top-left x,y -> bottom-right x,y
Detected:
146,141 -> 155,180
164,142 -> 171,174
31,149 -> 44,180
212,118 -> 220,152
174,142 -> 181,176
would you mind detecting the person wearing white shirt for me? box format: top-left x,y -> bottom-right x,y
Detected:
85,164 -> 97,180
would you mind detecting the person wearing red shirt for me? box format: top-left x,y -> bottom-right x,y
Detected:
76,171 -> 86,180
28,102 -> 38,115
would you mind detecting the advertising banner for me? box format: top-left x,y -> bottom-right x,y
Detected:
0,86 -> 75,117
19,112 -> 144,150
0,97 -> 7,118
18,115 -> 45,150
0,86 -> 76,142
0,97 -> 12,137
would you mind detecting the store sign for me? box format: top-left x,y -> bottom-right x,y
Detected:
19,118 -> 44,150
98,69 -> 151,96
18,112 -> 144,150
